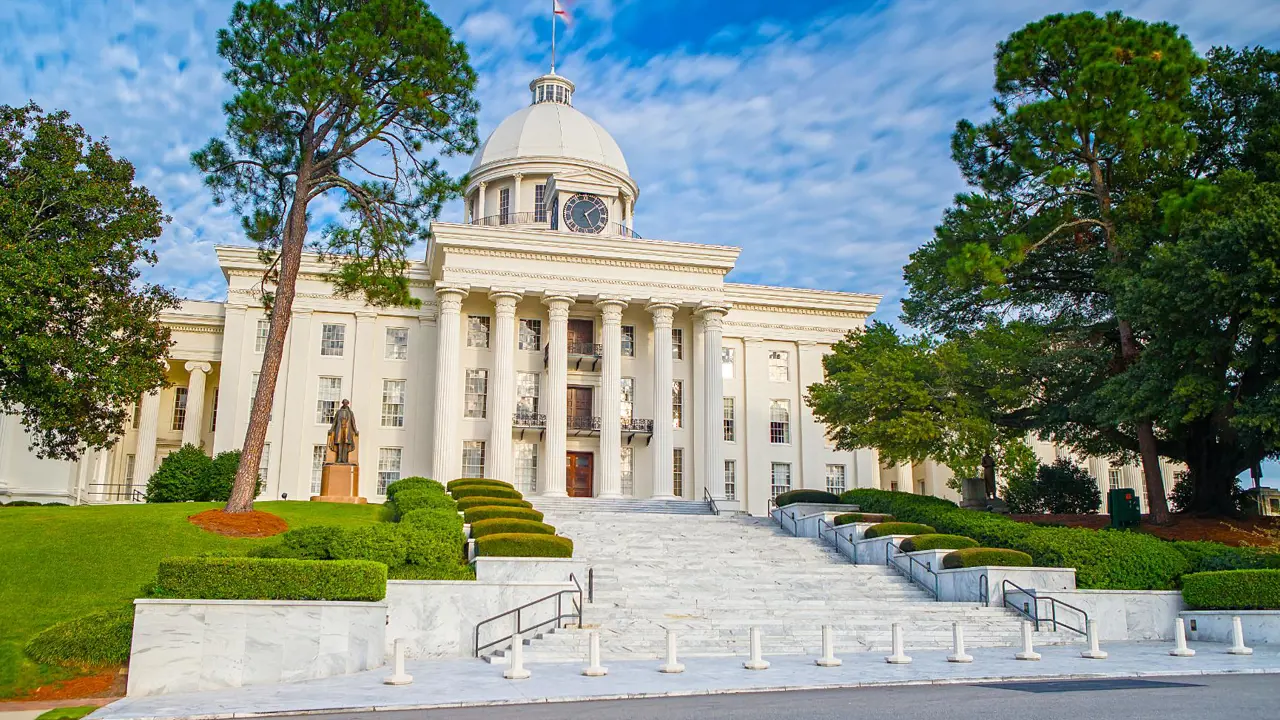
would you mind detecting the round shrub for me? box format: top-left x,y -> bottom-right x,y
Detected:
942,547 -> 1034,569
464,505 -> 545,524
447,478 -> 515,492
201,450 -> 247,502
263,525 -> 344,560
833,513 -> 894,526
476,533 -> 574,558
392,489 -> 456,518
386,476 -> 445,500
2,500 -> 44,507
456,496 -> 533,511
899,534 -> 979,553
470,518 -> 557,539
397,509 -> 468,576
452,485 -> 523,501
24,606 -> 133,668
145,444 -> 212,502
863,522 -> 936,539
329,523 -> 408,568
774,489 -> 841,506
1182,570 -> 1280,610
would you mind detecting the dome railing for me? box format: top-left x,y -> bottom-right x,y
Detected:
469,212 -> 641,239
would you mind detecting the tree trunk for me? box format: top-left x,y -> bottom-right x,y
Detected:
1186,432 -> 1245,517
1136,422 -> 1170,524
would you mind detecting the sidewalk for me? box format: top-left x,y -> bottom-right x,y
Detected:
91,641 -> 1280,720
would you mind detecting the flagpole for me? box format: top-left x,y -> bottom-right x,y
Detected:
551,0 -> 557,73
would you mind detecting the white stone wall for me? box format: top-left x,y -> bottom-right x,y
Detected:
1183,610 -> 1280,645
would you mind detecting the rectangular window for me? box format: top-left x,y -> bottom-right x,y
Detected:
672,380 -> 684,429
381,379 -> 406,427
258,443 -> 271,484
209,389 -> 219,433
826,464 -> 847,495
620,446 -> 634,496
516,371 -> 540,416
462,441 -> 485,478
316,376 -> 342,424
770,399 -> 791,444
515,442 -> 538,494
125,454 -> 136,484
468,315 -> 491,348
621,325 -> 636,357
321,323 -> 346,356
724,459 -> 737,500
722,347 -> 736,380
620,377 -> 635,421
771,462 -> 792,498
132,401 -> 140,429
534,184 -> 547,222
255,319 -> 270,353
1107,467 -> 1124,490
723,397 -> 736,442
519,318 -> 542,351
311,444 -> 326,495
768,350 -> 790,382
673,448 -> 684,498
499,187 -> 510,224
465,369 -> 489,418
377,447 -> 402,495
671,328 -> 684,360
385,327 -> 408,360
172,387 -> 188,431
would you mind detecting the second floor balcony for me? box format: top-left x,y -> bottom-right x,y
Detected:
544,342 -> 603,371
512,411 -> 654,444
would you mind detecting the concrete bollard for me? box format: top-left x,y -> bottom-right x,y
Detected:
1228,616 -> 1253,656
659,629 -> 685,674
947,622 -> 973,663
503,620 -> 531,680
1015,621 -> 1041,661
816,625 -> 842,667
744,627 -> 770,670
383,638 -> 413,685
884,622 -> 912,664
582,630 -> 608,677
1170,618 -> 1195,657
1080,619 -> 1107,660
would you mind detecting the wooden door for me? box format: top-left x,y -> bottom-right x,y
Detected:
567,452 -> 594,497
567,386 -> 593,425
567,319 -> 594,353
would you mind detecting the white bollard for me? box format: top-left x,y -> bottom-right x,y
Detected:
1229,616 -> 1254,656
1015,621 -> 1041,661
1080,619 -> 1107,660
816,625 -> 842,667
744,627 -> 770,670
1170,617 -> 1195,657
503,625 -> 531,680
884,622 -> 912,664
383,638 -> 413,685
582,630 -> 608,676
659,628 -> 685,673
947,622 -> 973,663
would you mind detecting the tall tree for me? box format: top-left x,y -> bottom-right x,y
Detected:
193,0 -> 478,513
0,103 -> 175,460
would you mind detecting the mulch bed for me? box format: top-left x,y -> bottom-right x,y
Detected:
1011,513 -> 1280,548
188,508 -> 289,538
12,668 -> 124,703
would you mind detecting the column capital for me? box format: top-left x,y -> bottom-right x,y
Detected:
646,300 -> 678,326
696,303 -> 730,318
489,288 -> 524,309
744,336 -> 766,345
355,310 -> 379,322
184,360 -> 212,375
513,172 -> 523,179
478,181 -> 488,189
594,297 -> 628,321
543,293 -> 576,320
434,285 -> 469,313
291,307 -> 314,318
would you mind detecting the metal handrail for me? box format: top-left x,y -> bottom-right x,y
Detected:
568,415 -> 601,432
979,573 -> 989,605
621,418 -> 654,433
513,411 -> 547,428
886,542 -> 940,599
1000,579 -> 1088,636
817,518 -> 858,563
473,572 -> 585,657
87,484 -> 144,502
703,487 -> 720,516
469,212 -> 642,239
768,498 -> 799,535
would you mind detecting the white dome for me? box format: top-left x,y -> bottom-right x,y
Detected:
469,81 -> 629,175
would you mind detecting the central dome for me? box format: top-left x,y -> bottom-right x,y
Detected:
469,74 -> 629,175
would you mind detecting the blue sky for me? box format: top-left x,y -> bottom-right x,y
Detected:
2,0 -> 1278,483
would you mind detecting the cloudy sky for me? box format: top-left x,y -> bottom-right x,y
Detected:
3,0 -> 1279,479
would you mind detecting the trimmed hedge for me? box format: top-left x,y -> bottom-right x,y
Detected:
447,478 -> 515,492
899,534 -> 979,553
386,476 -> 445,500
456,496 -> 533,511
943,547 -> 1034,569
270,525 -> 344,560
833,512 -> 894,526
774,489 -> 841,506
392,489 -> 456,518
153,557 -> 387,601
329,523 -> 408,568
24,606 -> 133,668
1169,541 -> 1280,574
470,518 -> 557,539
398,509 -> 469,577
476,532 -> 574,558
1182,570 -> 1280,610
464,505 -> 545,524
863,521 -> 936,539
451,485 -> 523,501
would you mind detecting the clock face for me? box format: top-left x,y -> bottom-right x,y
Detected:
562,194 -> 609,234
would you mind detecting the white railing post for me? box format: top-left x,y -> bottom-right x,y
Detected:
816,625 -> 842,667
1170,617 -> 1195,657
1015,621 -> 1041,661
582,630 -> 608,676
1081,619 -> 1107,660
744,627 -> 770,670
1229,616 -> 1253,655
503,616 -> 531,680
947,622 -> 973,663
383,638 -> 413,685
884,622 -> 911,664
659,629 -> 685,673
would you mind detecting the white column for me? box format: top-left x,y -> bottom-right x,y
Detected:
691,315 -> 704,498
477,182 -> 488,222
488,291 -> 522,482
542,295 -> 574,496
597,298 -> 628,498
513,173 -> 523,218
648,302 -> 678,498
626,196 -> 635,233
213,303 -> 248,453
698,307 -> 727,500
132,368 -> 165,488
181,361 -> 212,447
352,311 -> 379,496
431,287 -> 468,483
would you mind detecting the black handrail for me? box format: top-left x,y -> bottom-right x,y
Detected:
473,572 -> 585,657
817,518 -> 859,563
886,542 -> 940,599
703,487 -> 720,516
1000,578 -> 1088,636
979,573 -> 989,605
513,411 -> 547,428
768,497 -> 799,535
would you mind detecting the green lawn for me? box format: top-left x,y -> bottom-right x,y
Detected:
0,501 -> 388,699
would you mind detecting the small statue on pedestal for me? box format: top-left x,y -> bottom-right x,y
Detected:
312,399 -> 367,504
960,452 -> 1009,513
329,399 -> 359,463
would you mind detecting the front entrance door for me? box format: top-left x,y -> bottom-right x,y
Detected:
567,452 -> 594,497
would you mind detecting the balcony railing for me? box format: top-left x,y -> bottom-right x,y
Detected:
568,415 -> 601,433
544,342 -> 604,371
469,212 -> 642,239
511,413 -> 653,444
514,411 -> 547,428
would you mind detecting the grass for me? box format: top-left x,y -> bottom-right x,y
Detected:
37,707 -> 98,720
0,501 -> 387,700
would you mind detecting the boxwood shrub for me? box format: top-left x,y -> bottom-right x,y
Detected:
398,509 -> 468,578
774,489 -> 841,506
1170,541 -> 1280,574
262,525 -> 344,560
451,485 -> 523,501
464,505 -> 545,524
1182,570 -> 1280,610
833,512 -> 894,526
386,476 -> 445,500
392,489 -> 456,518
328,523 -> 408,568
476,532 -> 574,558
863,521 -> 936,539
447,478 -> 515,492
470,518 -> 557,539
899,534 -> 979,553
942,547 -> 1034,569
24,606 -> 133,668
456,496 -> 533,511
153,557 -> 387,601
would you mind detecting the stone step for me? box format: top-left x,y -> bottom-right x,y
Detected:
532,498 -> 714,515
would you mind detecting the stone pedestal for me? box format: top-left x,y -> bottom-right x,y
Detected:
312,463 -> 367,504
960,476 -> 1009,513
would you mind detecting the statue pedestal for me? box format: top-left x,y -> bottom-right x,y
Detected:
311,463 -> 367,504
960,476 -> 1009,513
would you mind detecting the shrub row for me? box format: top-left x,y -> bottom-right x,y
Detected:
942,548 -> 1034,569
447,478 -> 514,492
899,534 -> 979,553
385,476 -> 445,500
145,445 -> 256,503
476,533 -> 574,558
392,489 -> 455,518
24,606 -> 134,668
451,485 -> 523,501
444,479 -> 574,558
833,513 -> 894,525
470,517 -> 556,539
152,557 -> 387,601
464,505 -> 544,524
863,521 -> 936,539
456,496 -> 533,511
1182,570 -> 1280,610
773,489 -> 842,507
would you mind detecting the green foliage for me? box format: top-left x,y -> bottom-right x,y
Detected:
1171,541 -> 1280,574
397,509 -> 468,578
451,485 -> 522,501
202,451 -> 250,502
1004,460 -> 1103,515
391,489 -> 456,518
385,477 -> 444,500
475,533 -> 573,558
328,523 -> 408,568
833,513 -> 893,525
447,478 -> 515,492
1182,570 -> 1280,610
23,607 -> 133,668
773,489 -> 841,506
469,518 -> 556,539
0,103 -> 177,461
899,534 -> 980,552
455,496 -> 533,511
152,556 -> 386,601
261,525 -> 345,560
463,506 -> 544,524
863,522 -> 936,539
943,548 -> 1034,569
35,708 -> 97,720
145,445 -> 213,502
2,501 -> 45,507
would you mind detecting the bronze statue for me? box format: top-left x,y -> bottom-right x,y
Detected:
328,399 -> 359,464
981,453 -> 997,499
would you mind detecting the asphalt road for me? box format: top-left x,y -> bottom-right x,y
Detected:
285,673 -> 1275,720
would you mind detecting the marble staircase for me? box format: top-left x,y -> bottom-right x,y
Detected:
529,496 -> 713,515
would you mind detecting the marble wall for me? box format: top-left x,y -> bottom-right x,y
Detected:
1043,590 -> 1184,641
1183,610 -> 1280,645
473,557 -> 588,584
852,534 -> 913,565
386,580 -> 579,658
127,599 -> 387,697
935,566 -> 1078,607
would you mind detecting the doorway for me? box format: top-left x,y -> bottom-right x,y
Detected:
567,451 -> 594,497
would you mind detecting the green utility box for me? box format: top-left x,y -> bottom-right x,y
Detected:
1108,488 -> 1141,529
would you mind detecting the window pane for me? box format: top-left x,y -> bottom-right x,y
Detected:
467,316 -> 490,348
321,324 -> 346,356
172,387 -> 188,431
620,447 -> 634,496
769,399 -> 790,444
255,319 -> 270,353
671,328 -> 684,360
377,447 -> 402,495
722,347 -> 735,379
825,464 -> 847,495
621,325 -> 635,357
465,369 -> 488,418
316,376 -> 342,424
462,441 -> 485,478
672,380 -> 683,429
620,377 -> 635,421
382,379 -> 406,427
771,462 -> 792,497
499,188 -> 510,224
516,371 -> 540,415
258,443 -> 271,484
519,319 -> 542,351
724,460 -> 737,500
515,442 -> 538,494
723,397 -> 735,442
311,445 -> 326,495
534,184 -> 547,223
673,448 -> 684,497
385,327 -> 408,360
768,350 -> 789,382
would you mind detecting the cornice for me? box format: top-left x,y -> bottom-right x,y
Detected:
444,266 -> 722,299
723,320 -> 853,335
729,303 -> 870,320
167,323 -> 223,335
445,246 -> 727,276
